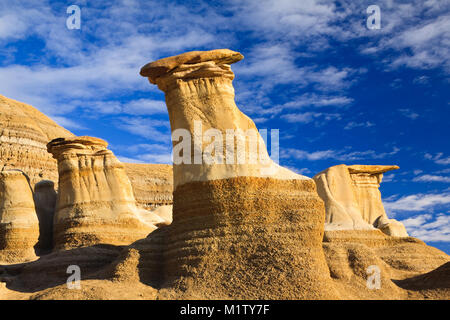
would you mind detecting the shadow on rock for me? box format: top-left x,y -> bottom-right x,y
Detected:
0,244 -> 124,293
393,262 -> 450,291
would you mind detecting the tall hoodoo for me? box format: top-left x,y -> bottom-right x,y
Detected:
314,164 -> 408,237
0,170 -> 39,264
47,136 -> 163,250
140,49 -> 338,299
140,49 -> 303,188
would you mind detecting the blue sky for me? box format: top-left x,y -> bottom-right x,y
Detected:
0,0 -> 449,253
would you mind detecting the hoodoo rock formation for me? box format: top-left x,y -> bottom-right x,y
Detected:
140,49 -> 303,188
0,49 -> 448,300
314,164 -> 408,237
0,95 -> 74,187
140,49 -> 338,299
0,170 -> 39,264
47,136 -> 164,250
0,95 -> 173,214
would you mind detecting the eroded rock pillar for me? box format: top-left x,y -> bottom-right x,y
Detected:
140,49 -> 338,299
47,136 -> 163,250
314,164 -> 408,237
0,170 -> 39,264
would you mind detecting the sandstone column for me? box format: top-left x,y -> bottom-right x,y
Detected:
0,170 -> 39,264
314,164 -> 408,237
47,136 -> 164,250
141,49 -> 302,188
140,49 -> 338,299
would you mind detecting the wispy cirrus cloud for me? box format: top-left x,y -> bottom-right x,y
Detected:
425,153 -> 450,165
281,112 -> 341,124
115,117 -> 170,142
114,142 -> 173,164
413,175 -> 450,183
282,146 -> 400,162
344,121 -> 375,130
399,108 -> 419,120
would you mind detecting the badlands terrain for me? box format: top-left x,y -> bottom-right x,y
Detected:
0,49 -> 448,300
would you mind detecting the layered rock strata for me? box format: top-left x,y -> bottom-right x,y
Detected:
123,163 -> 173,210
0,170 -> 39,264
314,164 -> 408,237
141,49 -> 303,188
0,94 -> 172,215
140,49 -> 338,298
47,136 -> 163,250
0,95 -> 74,187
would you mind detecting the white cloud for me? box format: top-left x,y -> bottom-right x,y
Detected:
399,213 -> 450,242
80,99 -> 167,116
383,192 -> 450,212
383,173 -> 395,182
283,149 -> 335,161
413,75 -> 430,85
344,121 -> 375,130
242,93 -> 353,121
282,146 -> 400,162
114,142 -> 173,164
281,112 -> 341,124
116,155 -> 145,164
399,108 -> 419,120
116,117 -> 170,142
116,153 -> 173,164
50,115 -> 86,130
424,153 -> 450,165
235,44 -> 355,93
0,0 -> 223,131
230,0 -> 336,42
122,99 -> 167,115
389,15 -> 450,72
138,153 -> 173,164
401,214 -> 433,228
353,1 -> 450,73
413,175 -> 450,183
281,94 -> 353,110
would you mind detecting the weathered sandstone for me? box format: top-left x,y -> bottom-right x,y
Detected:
47,136 -> 163,250
322,229 -> 449,299
0,95 -> 74,187
0,170 -> 39,264
0,94 -> 172,214
140,49 -> 338,299
0,50 -> 448,301
123,163 -> 173,210
314,164 -> 408,237
141,49 -> 306,188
